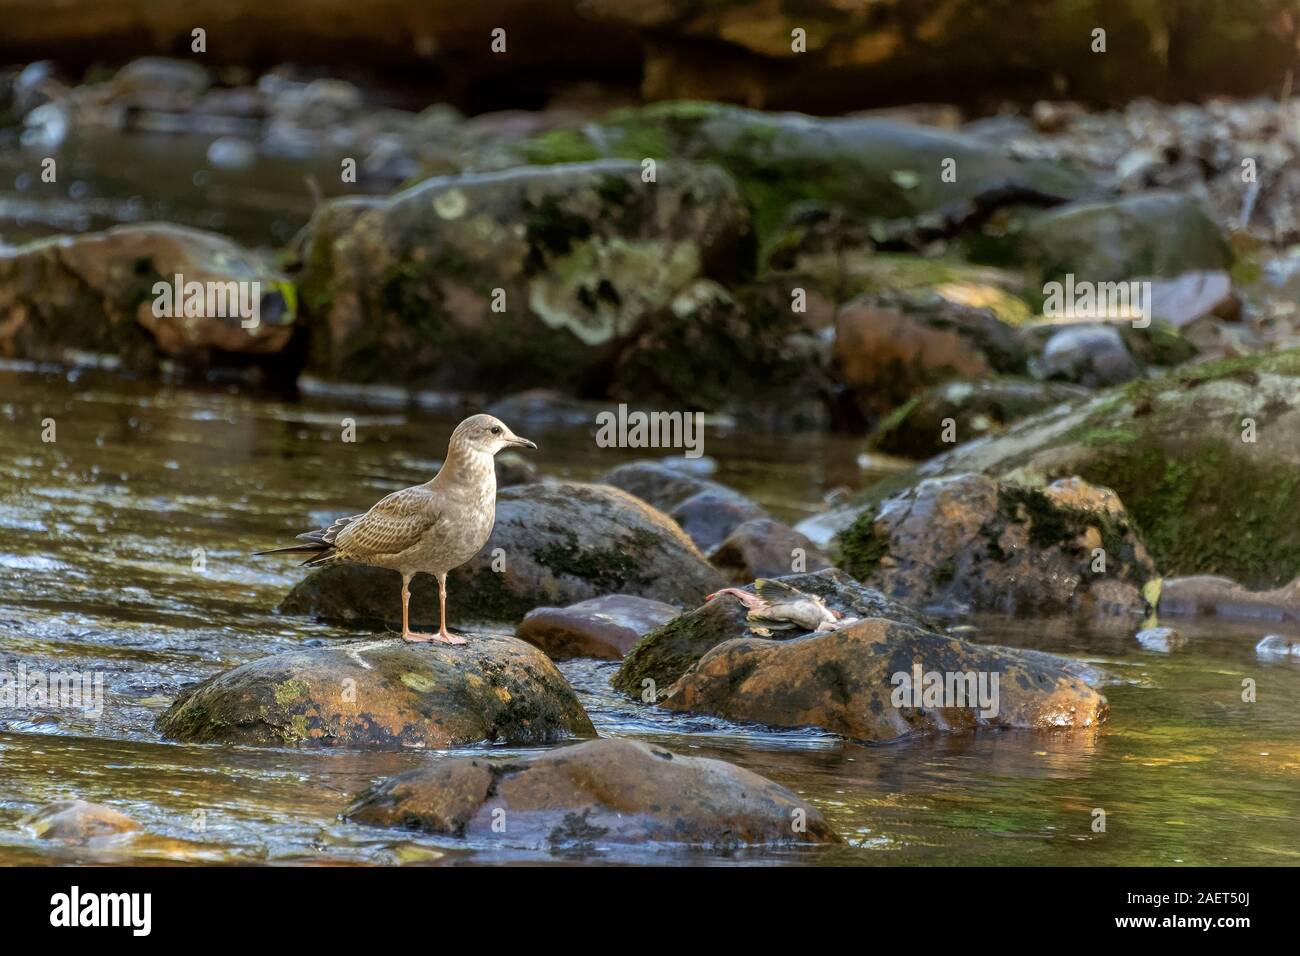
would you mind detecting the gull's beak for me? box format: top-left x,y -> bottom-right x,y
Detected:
509,435 -> 537,450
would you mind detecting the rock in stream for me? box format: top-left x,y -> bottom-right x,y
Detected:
344,737 -> 840,848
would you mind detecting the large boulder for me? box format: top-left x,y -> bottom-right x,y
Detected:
155,635 -> 595,749
661,618 -> 1108,742
511,102 -> 1090,261
278,481 -> 724,628
344,737 -> 839,848
917,350 -> 1300,588
612,567 -> 934,698
838,474 -> 1156,616
295,159 -> 758,395
516,594 -> 681,660
0,224 -> 296,373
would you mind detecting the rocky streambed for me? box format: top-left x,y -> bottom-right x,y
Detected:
3,53 -> 1300,865
1,364 -> 1299,865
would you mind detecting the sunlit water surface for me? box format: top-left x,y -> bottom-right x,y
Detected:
1,364 -> 1297,866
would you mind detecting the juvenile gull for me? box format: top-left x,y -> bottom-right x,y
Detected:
256,414 -> 535,645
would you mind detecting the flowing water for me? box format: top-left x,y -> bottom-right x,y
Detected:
1,361 -> 1298,866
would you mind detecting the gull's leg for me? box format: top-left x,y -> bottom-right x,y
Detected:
401,572 -> 437,644
435,572 -> 466,645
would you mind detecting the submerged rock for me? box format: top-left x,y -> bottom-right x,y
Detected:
917,350 -> 1300,589
867,379 -> 1090,459
708,518 -> 832,583
156,635 -> 594,749
1135,626 -> 1186,653
0,224 -> 296,373
612,567 -> 933,698
278,481 -> 722,628
21,800 -> 141,844
344,737 -> 839,848
661,618 -> 1108,742
516,594 -> 680,660
838,474 -> 1155,616
1157,575 -> 1300,623
1255,634 -> 1300,659
295,159 -> 753,395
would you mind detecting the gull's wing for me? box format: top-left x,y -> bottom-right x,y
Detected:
754,578 -> 803,602
330,485 -> 440,560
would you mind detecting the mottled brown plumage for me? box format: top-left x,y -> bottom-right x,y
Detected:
257,414 -> 535,644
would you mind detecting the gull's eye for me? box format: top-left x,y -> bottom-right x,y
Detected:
490,425 -> 502,435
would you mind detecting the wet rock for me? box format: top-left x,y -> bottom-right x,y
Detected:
833,292 -> 1028,418
510,101 -> 1091,261
867,379 -> 1090,459
660,618 -> 1108,742
1157,575 -> 1300,623
838,474 -> 1156,616
613,568 -> 933,698
1255,634 -> 1300,659
1020,192 -> 1232,284
0,224 -> 296,374
670,491 -> 767,553
516,595 -> 680,660
21,800 -> 140,843
345,737 -> 838,847
156,635 -> 594,749
278,482 -> 723,628
493,453 -> 539,487
708,518 -> 833,583
919,350 -> 1300,589
599,461 -> 769,551
296,159 -> 751,394
1029,325 -> 1142,387
1135,626 -> 1185,653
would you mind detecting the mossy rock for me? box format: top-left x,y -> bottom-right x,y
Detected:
0,224 -> 296,375
509,101 -> 1094,264
838,474 -> 1156,616
661,618 -> 1108,743
278,481 -> 724,628
156,635 -> 595,749
295,159 -> 752,392
890,350 -> 1300,588
612,568 -> 934,699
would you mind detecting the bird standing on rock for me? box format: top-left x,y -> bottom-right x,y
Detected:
256,414 -> 535,645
